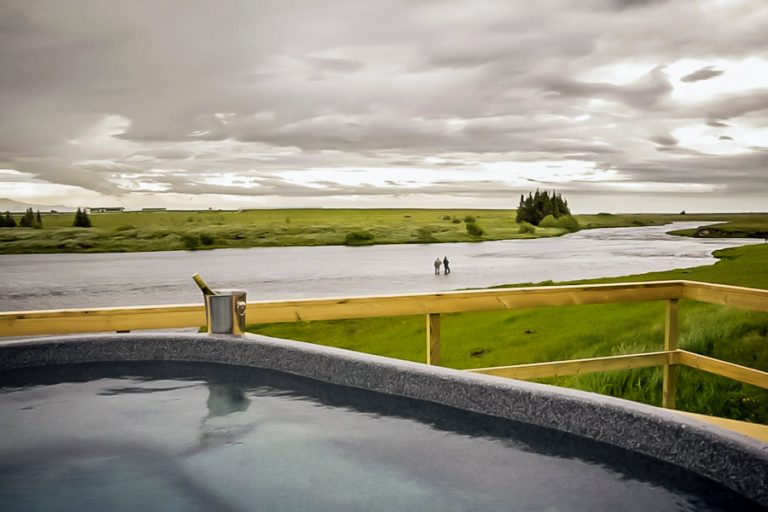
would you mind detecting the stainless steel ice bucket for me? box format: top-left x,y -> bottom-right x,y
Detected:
204,289 -> 247,336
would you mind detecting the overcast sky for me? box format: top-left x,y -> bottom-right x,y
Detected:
1,0 -> 766,212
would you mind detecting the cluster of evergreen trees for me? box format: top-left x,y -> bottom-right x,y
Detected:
73,208 -> 92,227
516,190 -> 571,226
20,208 -> 43,228
0,208 -> 43,228
0,212 -> 17,227
1,208 -> 93,228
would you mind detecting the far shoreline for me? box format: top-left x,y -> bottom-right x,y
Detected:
0,209 -> 766,255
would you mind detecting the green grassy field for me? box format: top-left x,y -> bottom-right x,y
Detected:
0,209 -> 548,253
247,242 -> 768,424
668,213 -> 768,239
1,208 -> 766,254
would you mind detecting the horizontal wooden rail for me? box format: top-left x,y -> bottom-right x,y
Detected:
469,348 -> 768,391
681,281 -> 768,312
677,350 -> 768,390
243,281 -> 683,324
0,281 -> 683,337
0,304 -> 206,337
468,351 -> 674,380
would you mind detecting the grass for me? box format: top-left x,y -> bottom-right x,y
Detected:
668,213 -> 768,239
2,209 -> 766,254
0,209 -> 548,253
247,242 -> 768,423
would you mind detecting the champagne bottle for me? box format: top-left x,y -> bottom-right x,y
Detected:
192,273 -> 216,296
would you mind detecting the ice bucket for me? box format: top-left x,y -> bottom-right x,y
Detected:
204,289 -> 247,336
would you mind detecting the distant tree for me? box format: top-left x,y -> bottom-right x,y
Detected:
73,208 -> 92,227
516,193 -> 535,225
19,208 -> 30,227
18,207 -> 41,228
36,210 -> 42,225
0,212 -> 16,228
516,190 -> 572,226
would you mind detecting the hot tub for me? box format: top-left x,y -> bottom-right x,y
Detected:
0,333 -> 766,511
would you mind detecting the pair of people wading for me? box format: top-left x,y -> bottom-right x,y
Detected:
434,257 -> 450,275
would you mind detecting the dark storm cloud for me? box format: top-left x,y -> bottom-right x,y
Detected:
0,0 -> 767,207
15,161 -> 130,196
619,150 -> 768,191
545,67 -> 673,108
680,66 -> 724,82
706,119 -> 730,128
650,135 -> 678,146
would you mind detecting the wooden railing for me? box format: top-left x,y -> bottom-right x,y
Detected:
1,280 -> 767,411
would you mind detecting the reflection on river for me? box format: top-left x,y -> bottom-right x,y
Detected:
0,222 -> 760,311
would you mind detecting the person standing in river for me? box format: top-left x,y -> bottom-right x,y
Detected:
434,258 -> 442,275
443,256 -> 450,274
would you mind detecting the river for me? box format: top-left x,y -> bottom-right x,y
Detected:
0,222 -> 760,312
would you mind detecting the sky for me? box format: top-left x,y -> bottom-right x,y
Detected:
1,0 -> 766,213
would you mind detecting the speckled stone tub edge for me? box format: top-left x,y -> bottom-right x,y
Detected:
1,332 -> 766,506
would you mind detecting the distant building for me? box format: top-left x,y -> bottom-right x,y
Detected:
88,207 -> 125,213
141,207 -> 167,212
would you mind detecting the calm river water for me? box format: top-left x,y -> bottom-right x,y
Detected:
0,222 -> 760,312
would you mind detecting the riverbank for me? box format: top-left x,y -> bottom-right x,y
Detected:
1,208 -> 766,254
247,241 -> 768,424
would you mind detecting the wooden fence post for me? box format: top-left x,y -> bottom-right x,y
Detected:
426,313 -> 441,365
662,299 -> 679,409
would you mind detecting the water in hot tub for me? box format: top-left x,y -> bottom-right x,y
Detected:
0,362 -> 760,512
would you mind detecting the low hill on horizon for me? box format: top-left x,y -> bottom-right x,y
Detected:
0,198 -> 75,213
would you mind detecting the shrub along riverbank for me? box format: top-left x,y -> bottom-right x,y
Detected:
246,242 -> 768,424
0,208 -> 766,254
